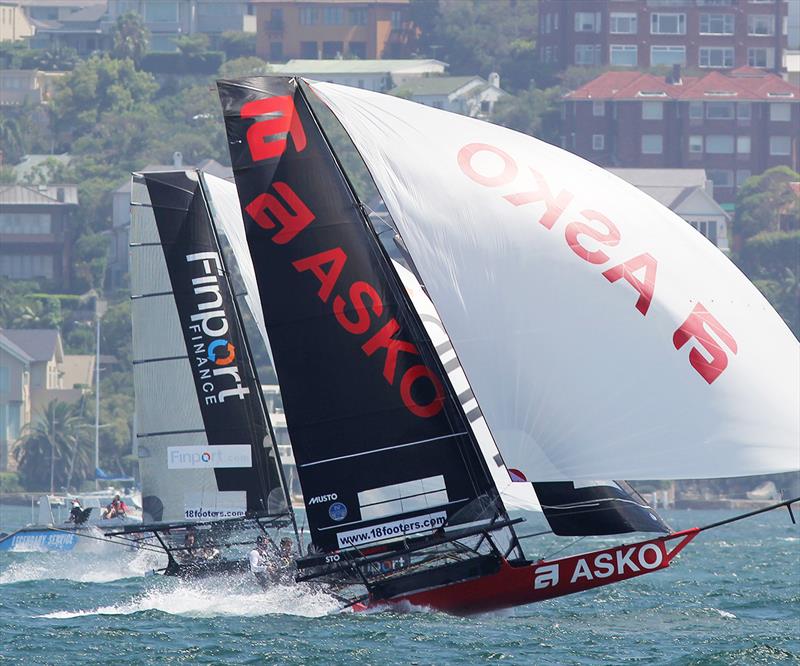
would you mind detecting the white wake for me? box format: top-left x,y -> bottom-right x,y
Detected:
39,577 -> 340,619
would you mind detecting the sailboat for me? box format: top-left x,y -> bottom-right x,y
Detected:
108,168 -> 300,576
209,75 -> 798,614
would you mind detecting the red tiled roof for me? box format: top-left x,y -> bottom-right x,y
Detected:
566,69 -> 798,102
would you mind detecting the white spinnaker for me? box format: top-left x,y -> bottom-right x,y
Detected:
130,173 -> 246,522
310,82 -> 800,481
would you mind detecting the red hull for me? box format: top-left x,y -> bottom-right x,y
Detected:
367,529 -> 699,615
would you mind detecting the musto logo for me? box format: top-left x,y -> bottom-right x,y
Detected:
168,445 -> 252,469
207,339 -> 236,366
184,252 -> 250,406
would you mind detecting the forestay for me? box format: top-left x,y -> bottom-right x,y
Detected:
130,171 -> 287,523
311,81 -> 800,481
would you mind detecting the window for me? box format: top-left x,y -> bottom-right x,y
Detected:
349,41 -> 366,59
269,42 -> 283,61
748,47 -> 774,68
391,10 -> 402,29
322,41 -> 344,58
651,13 -> 685,34
144,1 -> 178,23
699,47 -> 734,67
0,367 -> 8,392
642,101 -> 664,120
593,101 -> 605,116
300,41 -> 317,58
708,169 -> 734,188
267,8 -> 283,29
575,12 -> 600,32
737,102 -> 752,119
0,253 -> 54,279
610,13 -> 637,34
770,136 -> 791,155
689,135 -> 704,153
609,44 -> 637,66
651,45 -> 686,66
0,213 -> 51,234
641,134 -> 664,154
770,103 -> 791,121
575,44 -> 601,65
747,15 -> 775,35
349,8 -> 367,25
689,101 -> 703,119
706,102 -> 735,119
699,13 -> 734,34
706,135 -> 735,153
323,7 -> 344,24
736,169 -> 752,186
736,136 -> 751,153
299,8 -> 319,25
592,134 -> 605,150
689,220 -> 711,238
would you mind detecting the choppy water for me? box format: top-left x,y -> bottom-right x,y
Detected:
1,506 -> 797,665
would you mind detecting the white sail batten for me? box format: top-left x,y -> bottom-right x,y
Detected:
311,82 -> 800,481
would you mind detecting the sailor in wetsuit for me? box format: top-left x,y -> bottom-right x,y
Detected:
248,535 -> 274,588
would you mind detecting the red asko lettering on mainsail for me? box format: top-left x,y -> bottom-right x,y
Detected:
457,142 -> 736,382
673,303 -> 738,384
244,182 -> 445,418
241,95 -> 307,162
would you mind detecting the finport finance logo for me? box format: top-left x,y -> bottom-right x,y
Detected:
208,339 -> 236,366
183,252 -> 250,406
168,445 -> 252,469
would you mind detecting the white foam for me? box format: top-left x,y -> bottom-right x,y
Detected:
0,548 -> 165,584
39,577 -> 340,619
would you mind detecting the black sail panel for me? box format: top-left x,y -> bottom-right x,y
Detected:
533,481 -> 670,536
142,170 -> 286,517
218,77 -> 498,553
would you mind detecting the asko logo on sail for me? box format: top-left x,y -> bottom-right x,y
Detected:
236,95 -> 445,418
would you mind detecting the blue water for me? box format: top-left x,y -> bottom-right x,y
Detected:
1,506 -> 797,665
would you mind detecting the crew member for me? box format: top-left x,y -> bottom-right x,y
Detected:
248,535 -> 274,588
276,537 -> 295,584
102,495 -> 128,519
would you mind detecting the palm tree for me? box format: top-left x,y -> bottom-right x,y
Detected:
111,13 -> 149,66
14,400 -> 93,492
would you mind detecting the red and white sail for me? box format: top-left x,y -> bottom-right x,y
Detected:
310,81 -> 800,481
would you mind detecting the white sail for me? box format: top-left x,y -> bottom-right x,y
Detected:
311,81 -> 800,481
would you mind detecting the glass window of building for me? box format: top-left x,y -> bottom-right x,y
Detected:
769,136 -> 791,155
706,102 -> 735,119
593,101 -> 605,116
706,135 -> 735,153
699,14 -> 734,34
609,44 -> 637,66
575,44 -> 601,65
642,101 -> 664,120
651,45 -> 686,66
592,134 -> 605,150
769,103 -> 791,121
575,12 -> 601,32
747,15 -> 775,35
641,134 -> 664,154
651,13 -> 686,35
349,8 -> 367,25
736,136 -> 751,153
689,135 -> 704,153
610,13 -> 637,34
748,47 -> 775,68
699,47 -> 734,67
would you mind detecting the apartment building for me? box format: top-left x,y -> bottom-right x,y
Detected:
103,0 -> 256,52
254,0 -> 414,61
539,0 -> 794,73
561,66 -> 799,204
0,184 -> 78,287
0,1 -> 35,42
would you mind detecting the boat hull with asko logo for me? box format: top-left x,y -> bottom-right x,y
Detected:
368,530 -> 698,615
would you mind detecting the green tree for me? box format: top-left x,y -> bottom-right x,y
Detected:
51,55 -> 158,142
175,33 -> 210,58
14,400 -> 93,491
735,166 -> 800,241
72,232 -> 109,292
220,31 -> 256,60
111,12 -> 149,65
0,115 -> 25,164
409,0 -> 537,91
218,56 -> 271,79
491,84 -> 561,143
24,157 -> 76,185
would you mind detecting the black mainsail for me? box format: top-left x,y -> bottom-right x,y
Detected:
217,77 -> 512,555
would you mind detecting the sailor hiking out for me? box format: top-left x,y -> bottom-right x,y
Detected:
248,535 -> 276,588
